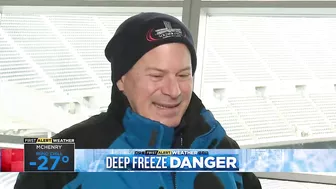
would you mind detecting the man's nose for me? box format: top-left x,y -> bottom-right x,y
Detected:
162,76 -> 181,98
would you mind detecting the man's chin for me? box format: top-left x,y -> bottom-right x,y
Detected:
163,123 -> 180,128
159,118 -> 181,128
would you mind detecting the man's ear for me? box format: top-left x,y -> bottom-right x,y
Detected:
116,77 -> 125,91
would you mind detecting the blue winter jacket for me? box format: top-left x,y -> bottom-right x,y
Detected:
15,92 -> 261,189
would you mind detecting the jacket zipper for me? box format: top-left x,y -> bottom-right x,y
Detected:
172,172 -> 177,189
172,133 -> 183,189
170,114 -> 219,189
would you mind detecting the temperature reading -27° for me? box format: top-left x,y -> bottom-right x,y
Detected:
37,155 -> 69,171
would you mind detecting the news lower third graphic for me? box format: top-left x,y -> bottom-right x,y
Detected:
75,149 -> 241,172
24,138 -> 75,172
74,149 -> 336,172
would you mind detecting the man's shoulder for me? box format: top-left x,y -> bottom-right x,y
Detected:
217,134 -> 240,149
215,134 -> 262,188
54,112 -> 107,138
53,112 -> 124,148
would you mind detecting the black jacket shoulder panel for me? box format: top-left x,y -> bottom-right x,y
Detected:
14,172 -> 78,189
218,135 -> 262,189
217,135 -> 240,149
53,112 -> 124,149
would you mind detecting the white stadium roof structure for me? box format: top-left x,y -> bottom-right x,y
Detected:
0,1 -> 336,188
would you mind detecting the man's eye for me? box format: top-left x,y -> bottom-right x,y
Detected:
150,75 -> 163,78
179,74 -> 190,78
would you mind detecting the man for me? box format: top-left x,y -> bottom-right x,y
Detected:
15,12 -> 261,189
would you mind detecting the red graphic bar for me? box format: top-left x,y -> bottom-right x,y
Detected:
1,149 -> 24,172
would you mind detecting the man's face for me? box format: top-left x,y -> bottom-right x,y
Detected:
117,43 -> 193,127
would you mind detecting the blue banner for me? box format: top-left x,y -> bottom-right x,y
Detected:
74,149 -> 336,172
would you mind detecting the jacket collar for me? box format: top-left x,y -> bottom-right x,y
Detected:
107,86 -> 213,149
123,107 -> 174,149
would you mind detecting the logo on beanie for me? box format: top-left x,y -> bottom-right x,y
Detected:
146,21 -> 184,42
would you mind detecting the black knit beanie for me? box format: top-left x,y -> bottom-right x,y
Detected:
105,12 -> 197,85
